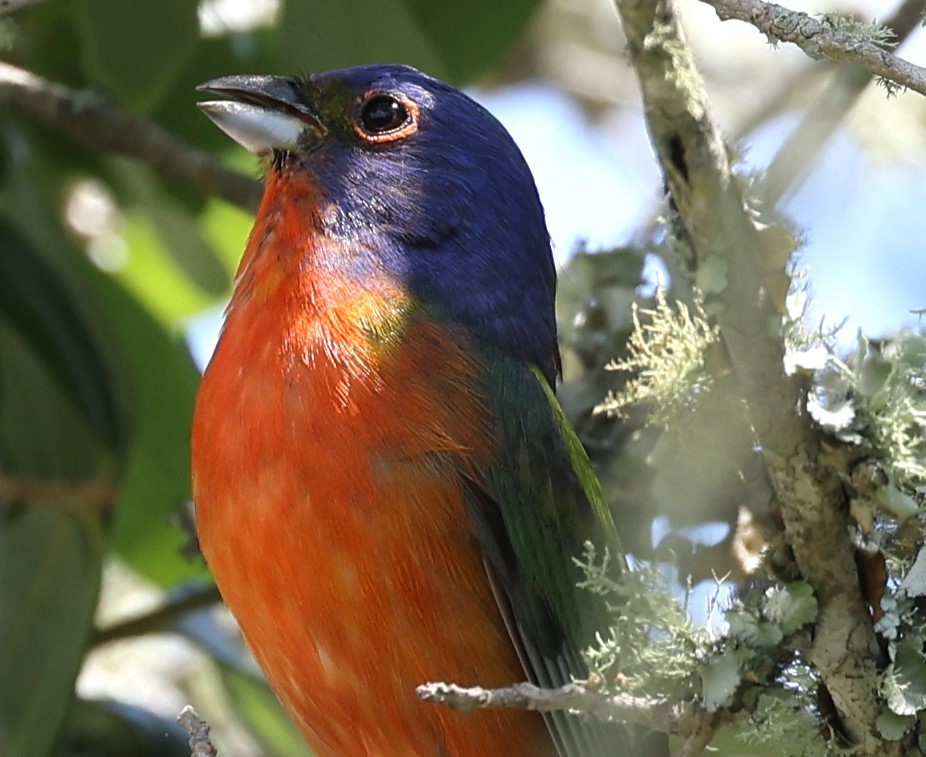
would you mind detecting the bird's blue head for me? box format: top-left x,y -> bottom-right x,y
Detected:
198,64 -> 559,382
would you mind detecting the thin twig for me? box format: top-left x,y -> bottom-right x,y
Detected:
0,471 -> 117,512
178,705 -> 218,757
0,61 -> 261,212
417,680 -> 721,741
700,0 -> 926,98
92,584 -> 222,647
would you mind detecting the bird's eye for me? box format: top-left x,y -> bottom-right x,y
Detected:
359,94 -> 410,135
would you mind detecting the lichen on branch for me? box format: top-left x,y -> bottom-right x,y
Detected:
699,0 -> 926,97
596,289 -> 719,424
613,0 -> 900,753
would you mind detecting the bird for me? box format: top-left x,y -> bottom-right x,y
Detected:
191,64 -> 667,757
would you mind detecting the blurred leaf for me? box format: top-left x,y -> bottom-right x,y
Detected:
699,647 -> 745,712
878,485 -> 919,520
280,0 -> 443,80
0,325 -> 108,757
900,547 -> 926,598
280,0 -> 544,83
110,159 -> 230,297
877,710 -> 915,741
220,666 -> 311,756
403,0 -> 543,82
556,247 -> 646,366
116,209 -> 217,324
179,609 -> 309,755
886,637 -> 926,716
199,196 -> 258,273
74,0 -> 198,112
64,698 -> 190,757
89,271 -> 204,587
0,59 -> 203,587
0,505 -> 103,757
694,254 -> 728,296
727,606 -> 782,649
763,581 -> 817,636
14,0 -> 86,88
152,29 -> 283,153
0,219 -> 127,451
0,119 -> 10,188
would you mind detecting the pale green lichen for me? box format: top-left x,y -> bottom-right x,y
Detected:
595,289 -> 719,424
818,12 -> 896,50
850,333 -> 926,488
738,685 -> 830,756
575,543 -> 702,701
575,545 -> 836,751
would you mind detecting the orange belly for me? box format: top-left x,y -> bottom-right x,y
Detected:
191,279 -> 552,755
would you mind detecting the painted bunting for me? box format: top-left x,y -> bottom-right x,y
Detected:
191,65 -> 666,756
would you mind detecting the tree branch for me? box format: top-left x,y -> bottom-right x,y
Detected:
92,583 -> 222,647
178,706 -> 218,757
417,680 -> 722,741
699,0 -> 926,98
0,61 -> 261,212
758,0 -> 926,206
675,710 -> 726,757
0,471 -> 117,512
613,1 -> 894,754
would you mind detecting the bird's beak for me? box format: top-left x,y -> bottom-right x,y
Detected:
196,75 -> 326,155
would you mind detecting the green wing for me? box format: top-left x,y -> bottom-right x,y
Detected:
465,347 -> 667,757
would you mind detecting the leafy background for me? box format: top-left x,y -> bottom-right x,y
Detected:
1,0 -> 925,755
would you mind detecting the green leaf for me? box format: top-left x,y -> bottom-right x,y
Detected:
403,0 -> 543,82
900,547 -> 926,598
279,0 -> 542,85
699,647 -> 745,712
199,196 -> 260,274
1,77 -> 202,587
180,611 -> 310,756
0,505 -> 104,757
16,0 -> 86,89
151,30 -> 282,151
219,666 -> 311,756
279,0 -> 443,80
0,219 -> 127,452
109,159 -> 230,298
75,0 -> 198,112
876,710 -> 915,741
115,208 -> 219,324
726,605 -> 782,649
0,324 -> 108,757
763,581 -> 818,636
886,637 -> 926,716
63,698 -> 190,757
878,485 -> 919,520
90,271 -> 204,587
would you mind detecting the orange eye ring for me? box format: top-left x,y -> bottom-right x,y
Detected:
352,91 -> 419,144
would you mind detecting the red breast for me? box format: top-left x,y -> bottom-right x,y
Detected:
192,170 -> 552,755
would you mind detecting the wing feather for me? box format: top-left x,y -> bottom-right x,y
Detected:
464,350 -> 668,757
